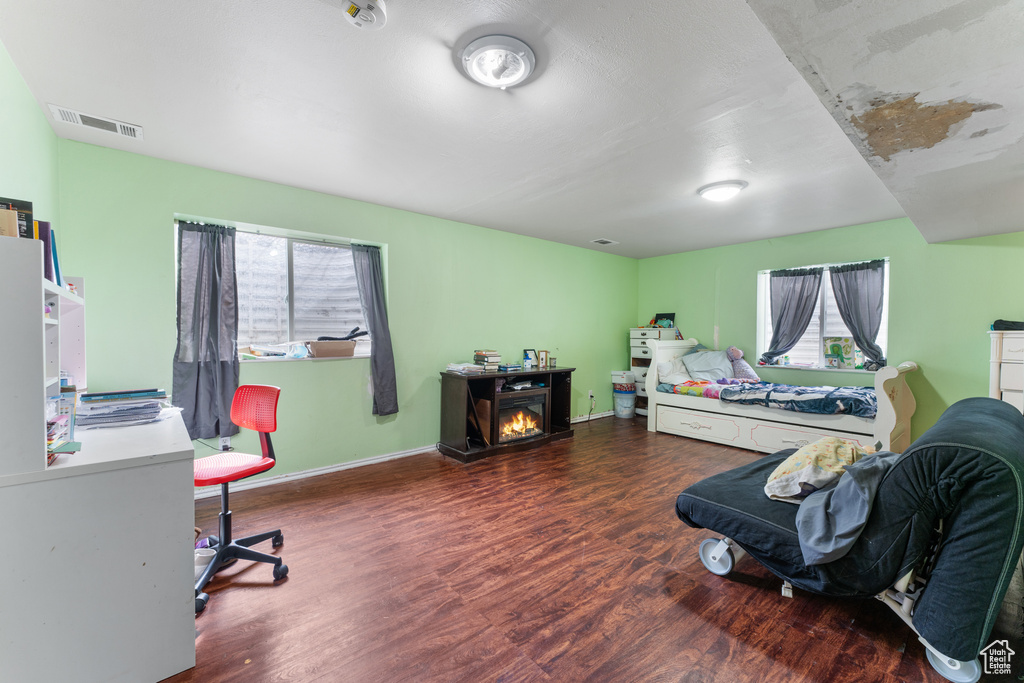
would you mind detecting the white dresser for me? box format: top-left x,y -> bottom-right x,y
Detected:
989,330 -> 1024,412
629,328 -> 677,416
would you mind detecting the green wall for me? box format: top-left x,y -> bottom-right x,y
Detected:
638,218 -> 1024,436
0,41 -> 60,224
55,141 -> 639,475
9,37 -> 1022,475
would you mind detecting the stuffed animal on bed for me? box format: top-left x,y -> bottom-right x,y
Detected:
727,346 -> 760,381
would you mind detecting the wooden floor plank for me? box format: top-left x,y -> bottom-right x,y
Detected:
164,416 -> 950,683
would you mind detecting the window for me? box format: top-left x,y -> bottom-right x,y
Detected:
756,260 -> 889,368
234,231 -> 368,350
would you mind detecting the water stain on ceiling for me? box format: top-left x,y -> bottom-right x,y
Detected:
850,93 -> 1002,162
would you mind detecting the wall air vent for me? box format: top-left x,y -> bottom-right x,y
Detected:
591,238 -> 619,246
47,104 -> 144,141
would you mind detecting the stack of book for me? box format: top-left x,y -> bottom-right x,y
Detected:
498,362 -> 522,372
446,362 -> 484,374
46,414 -> 70,464
76,388 -> 168,429
474,349 -> 501,371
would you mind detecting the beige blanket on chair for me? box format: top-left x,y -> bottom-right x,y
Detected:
764,437 -> 871,504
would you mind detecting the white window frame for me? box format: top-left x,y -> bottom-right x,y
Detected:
755,259 -> 889,372
174,217 -> 384,362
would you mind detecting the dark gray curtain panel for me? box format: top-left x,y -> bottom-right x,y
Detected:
830,259 -> 886,368
760,267 -> 823,366
352,244 -> 398,416
172,222 -> 240,439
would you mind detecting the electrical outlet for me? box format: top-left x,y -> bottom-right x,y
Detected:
588,390 -> 594,400
219,435 -> 231,451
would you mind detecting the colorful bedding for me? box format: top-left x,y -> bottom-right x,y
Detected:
657,381 -> 877,418
658,378 -> 758,400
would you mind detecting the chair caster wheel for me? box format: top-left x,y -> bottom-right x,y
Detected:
272,533 -> 284,548
273,564 -> 289,581
195,592 -> 209,614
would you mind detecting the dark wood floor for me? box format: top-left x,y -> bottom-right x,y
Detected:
165,417 -> 987,683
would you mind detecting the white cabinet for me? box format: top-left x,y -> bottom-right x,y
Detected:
629,328 -> 676,416
990,331 -> 1024,413
0,235 -> 195,682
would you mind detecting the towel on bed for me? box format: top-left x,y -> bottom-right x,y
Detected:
795,450 -> 902,565
764,437 -> 871,503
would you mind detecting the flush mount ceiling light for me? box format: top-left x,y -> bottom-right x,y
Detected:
461,35 -> 536,89
698,180 -> 748,202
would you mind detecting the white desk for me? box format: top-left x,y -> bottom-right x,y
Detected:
0,413 -> 196,683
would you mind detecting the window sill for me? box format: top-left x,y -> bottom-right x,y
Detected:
240,353 -> 370,363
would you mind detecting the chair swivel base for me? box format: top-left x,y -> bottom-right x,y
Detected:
195,529 -> 288,614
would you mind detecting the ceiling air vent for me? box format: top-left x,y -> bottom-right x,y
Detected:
47,104 -> 144,141
591,238 -> 619,246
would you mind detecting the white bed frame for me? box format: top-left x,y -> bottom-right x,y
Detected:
645,340 -> 919,453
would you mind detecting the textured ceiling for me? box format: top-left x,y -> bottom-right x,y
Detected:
1,0 -> 1017,258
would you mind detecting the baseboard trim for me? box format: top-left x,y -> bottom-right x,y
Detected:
194,444 -> 437,500
571,411 -> 615,422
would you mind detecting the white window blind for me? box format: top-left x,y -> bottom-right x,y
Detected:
235,232 -> 368,347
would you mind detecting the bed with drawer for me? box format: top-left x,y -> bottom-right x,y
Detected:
645,339 -> 918,453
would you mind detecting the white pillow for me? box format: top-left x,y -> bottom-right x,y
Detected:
657,357 -> 692,385
682,349 -> 735,381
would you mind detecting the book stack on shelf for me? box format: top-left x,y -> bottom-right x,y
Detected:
498,361 -> 522,372
46,415 -> 70,464
76,388 -> 168,430
474,349 -> 501,371
446,362 -> 484,374
45,387 -> 80,465
0,196 -> 69,290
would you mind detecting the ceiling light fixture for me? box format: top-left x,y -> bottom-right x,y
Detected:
698,180 -> 748,202
461,35 -> 536,90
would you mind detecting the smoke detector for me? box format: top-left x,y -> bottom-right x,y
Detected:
48,104 -> 143,140
334,0 -> 387,30
591,238 -> 620,246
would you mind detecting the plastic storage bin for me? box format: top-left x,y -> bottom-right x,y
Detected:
613,389 -> 636,418
611,370 -> 636,393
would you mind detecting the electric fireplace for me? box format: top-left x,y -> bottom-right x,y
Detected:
497,391 -> 546,443
438,367 -> 575,463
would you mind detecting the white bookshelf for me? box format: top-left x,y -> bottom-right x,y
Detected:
0,235 -> 195,682
0,236 -> 85,475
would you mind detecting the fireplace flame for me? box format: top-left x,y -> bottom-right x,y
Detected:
501,410 -> 539,439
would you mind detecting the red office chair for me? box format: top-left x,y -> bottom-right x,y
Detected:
193,384 -> 288,614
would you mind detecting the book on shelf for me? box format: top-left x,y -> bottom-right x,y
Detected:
0,197 -> 32,238
47,441 -> 82,465
474,355 -> 501,363
49,226 -> 63,287
0,208 -> 18,237
36,221 -> 55,282
498,364 -> 522,371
